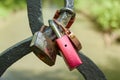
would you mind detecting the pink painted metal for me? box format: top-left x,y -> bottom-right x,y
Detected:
56,35 -> 82,70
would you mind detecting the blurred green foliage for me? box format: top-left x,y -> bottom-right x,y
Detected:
0,0 -> 26,17
1,0 -> 120,32
75,0 -> 120,31
0,0 -> 26,9
42,0 -> 64,8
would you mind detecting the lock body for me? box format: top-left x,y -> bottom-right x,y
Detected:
30,31 -> 57,66
56,35 -> 82,70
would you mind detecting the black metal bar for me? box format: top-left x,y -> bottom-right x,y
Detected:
27,0 -> 44,34
0,0 -> 45,76
0,37 -> 32,77
77,52 -> 107,80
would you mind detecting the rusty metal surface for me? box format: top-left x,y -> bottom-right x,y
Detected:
30,31 -> 57,66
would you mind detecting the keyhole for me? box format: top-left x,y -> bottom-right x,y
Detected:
65,44 -> 67,47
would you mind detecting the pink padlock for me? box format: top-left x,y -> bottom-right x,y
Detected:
49,20 -> 82,70
56,35 -> 82,70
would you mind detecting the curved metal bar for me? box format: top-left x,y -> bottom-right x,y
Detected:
0,0 -> 44,77
27,0 -> 44,34
0,0 -> 44,76
0,47 -> 106,80
77,52 -> 107,80
0,37 -> 32,77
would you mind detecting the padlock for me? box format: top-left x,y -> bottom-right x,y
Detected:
53,19 -> 82,51
30,27 -> 57,66
49,20 -> 82,70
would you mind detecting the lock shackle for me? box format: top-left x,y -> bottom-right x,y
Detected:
49,20 -> 62,38
53,0 -> 75,29
64,0 -> 74,10
53,19 -> 71,34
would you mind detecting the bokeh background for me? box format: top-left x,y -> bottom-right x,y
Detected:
0,0 -> 120,80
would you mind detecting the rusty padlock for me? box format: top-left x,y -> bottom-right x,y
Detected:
53,9 -> 76,29
30,26 -> 57,66
66,31 -> 82,51
49,20 -> 82,70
